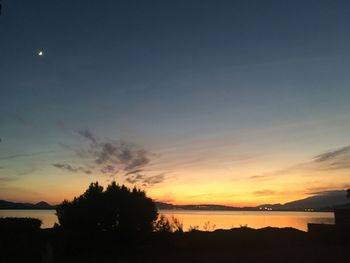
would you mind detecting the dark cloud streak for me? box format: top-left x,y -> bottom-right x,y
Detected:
0,176 -> 20,183
251,144 -> 350,180
313,146 -> 350,162
54,129 -> 164,185
254,190 -> 276,196
52,163 -> 92,174
77,129 -> 98,145
0,151 -> 56,161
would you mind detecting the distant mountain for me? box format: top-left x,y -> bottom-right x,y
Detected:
156,190 -> 350,212
34,201 -> 54,209
155,202 -> 175,210
283,190 -> 349,210
0,200 -> 55,210
256,190 -> 349,211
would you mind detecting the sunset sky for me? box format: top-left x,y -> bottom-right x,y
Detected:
1,0 -> 350,206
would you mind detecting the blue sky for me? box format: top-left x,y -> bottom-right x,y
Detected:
1,0 -> 350,204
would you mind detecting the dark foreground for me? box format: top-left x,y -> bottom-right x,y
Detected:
1,226 -> 349,263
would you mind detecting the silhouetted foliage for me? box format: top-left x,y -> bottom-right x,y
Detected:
203,221 -> 216,231
0,218 -> 43,263
56,181 -> 157,234
347,189 -> 350,198
153,215 -> 183,233
153,215 -> 172,233
188,225 -> 199,232
0,217 -> 42,233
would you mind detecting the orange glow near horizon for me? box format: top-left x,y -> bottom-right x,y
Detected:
2,139 -> 350,206
3,164 -> 346,207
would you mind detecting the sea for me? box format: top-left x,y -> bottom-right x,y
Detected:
0,209 -> 334,231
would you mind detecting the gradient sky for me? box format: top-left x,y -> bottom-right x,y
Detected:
1,0 -> 350,206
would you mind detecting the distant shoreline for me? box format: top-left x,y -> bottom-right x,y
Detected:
2,199 -> 348,212
0,208 -> 335,212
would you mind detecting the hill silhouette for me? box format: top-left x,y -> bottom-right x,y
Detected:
157,190 -> 350,211
0,200 -> 55,209
258,190 -> 349,211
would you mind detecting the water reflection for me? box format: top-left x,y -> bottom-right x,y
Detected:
161,210 -> 334,231
0,209 -> 334,231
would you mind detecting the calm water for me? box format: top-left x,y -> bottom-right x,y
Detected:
161,210 -> 334,231
0,209 -> 334,231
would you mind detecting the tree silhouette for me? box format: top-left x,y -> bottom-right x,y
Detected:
347,189 -> 350,198
56,181 -> 157,234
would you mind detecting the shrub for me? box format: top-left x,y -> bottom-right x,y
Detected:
56,181 -> 158,234
203,221 -> 216,231
188,225 -> 199,232
153,215 -> 183,233
0,217 -> 42,233
153,215 -> 172,233
0,218 -> 43,262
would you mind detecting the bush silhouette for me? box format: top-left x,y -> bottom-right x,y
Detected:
153,215 -> 183,233
0,217 -> 42,233
0,218 -> 43,262
56,181 -> 157,234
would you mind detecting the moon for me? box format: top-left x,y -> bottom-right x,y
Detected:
38,51 -> 44,56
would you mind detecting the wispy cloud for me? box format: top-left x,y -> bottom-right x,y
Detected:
91,141 -> 152,176
250,164 -> 305,181
253,190 -> 276,196
313,146 -> 350,163
251,145 -> 350,181
54,129 -> 165,186
52,163 -> 92,174
0,166 -> 38,183
250,174 -> 279,181
142,174 -> 165,185
312,145 -> 350,171
77,128 -> 98,145
10,113 -> 35,128
0,176 -> 19,183
15,167 -> 38,176
0,151 -> 56,161
306,184 -> 350,195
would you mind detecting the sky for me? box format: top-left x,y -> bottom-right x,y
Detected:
1,0 -> 350,206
